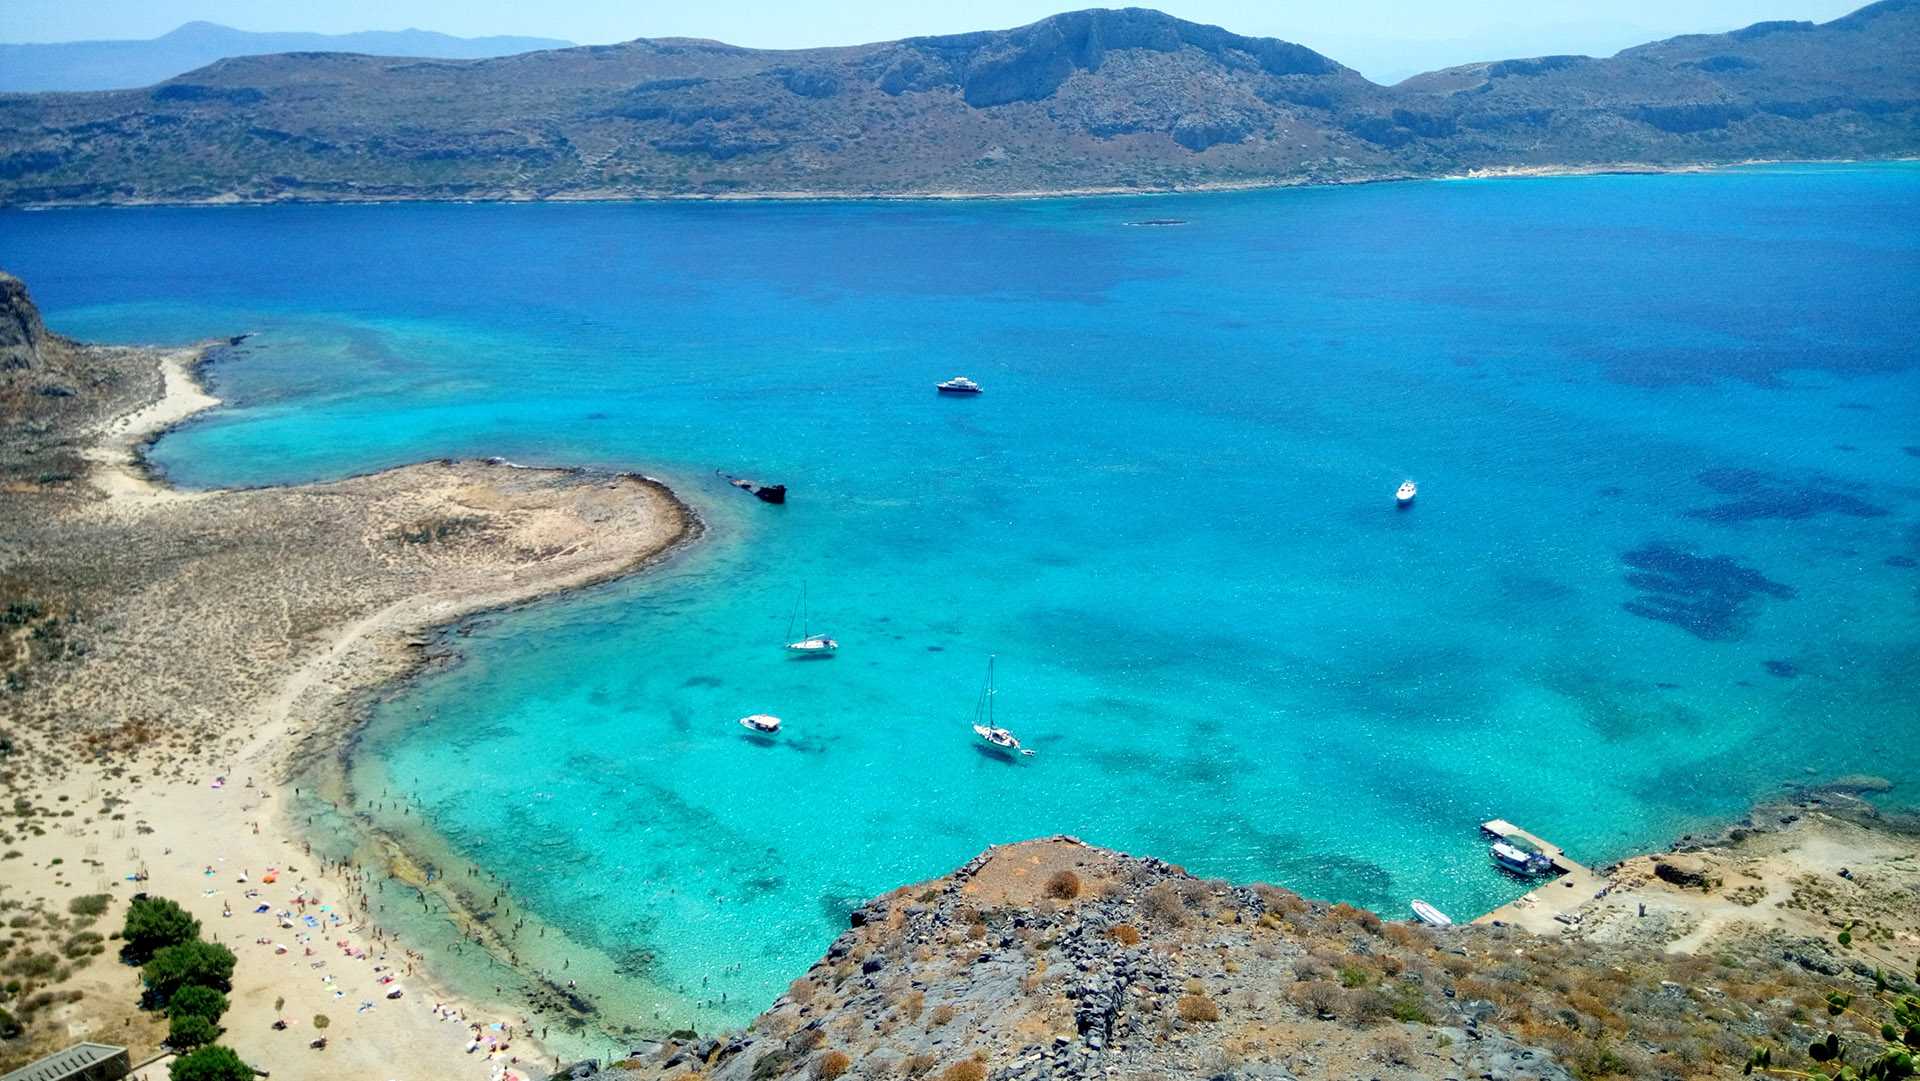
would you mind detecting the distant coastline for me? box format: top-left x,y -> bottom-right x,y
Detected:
9,157 -> 1911,212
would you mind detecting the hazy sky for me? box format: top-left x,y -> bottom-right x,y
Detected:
0,0 -> 1875,82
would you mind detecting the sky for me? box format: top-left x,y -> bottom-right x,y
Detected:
0,0 -> 1876,83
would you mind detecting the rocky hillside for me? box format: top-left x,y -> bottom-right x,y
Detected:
0,2 -> 1915,205
0,271 -> 50,371
585,799 -> 1920,1081
0,269 -> 160,489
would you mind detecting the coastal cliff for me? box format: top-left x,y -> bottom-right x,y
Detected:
0,3 -> 1915,205
595,794 -> 1920,1081
0,271 -> 50,370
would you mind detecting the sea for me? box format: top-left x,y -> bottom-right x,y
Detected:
4,163 -> 1916,1053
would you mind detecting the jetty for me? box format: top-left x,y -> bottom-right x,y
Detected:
1473,819 -> 1607,932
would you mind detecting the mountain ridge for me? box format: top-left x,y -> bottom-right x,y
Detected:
0,4 -> 1913,206
0,21 -> 574,94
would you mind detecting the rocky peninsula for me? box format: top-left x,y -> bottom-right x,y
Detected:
0,269 -> 692,1079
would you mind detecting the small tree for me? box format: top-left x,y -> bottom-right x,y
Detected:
143,940 -> 236,1001
167,984 -> 229,1024
121,896 -> 199,962
313,1013 -> 330,1030
167,1012 -> 218,1050
168,1045 -> 252,1081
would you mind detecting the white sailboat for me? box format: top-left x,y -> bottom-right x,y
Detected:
970,655 -> 1035,757
784,584 -> 838,658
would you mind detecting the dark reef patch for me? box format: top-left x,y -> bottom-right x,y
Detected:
1585,340 -> 1907,389
1887,555 -> 1917,569
681,674 -> 723,688
1620,541 -> 1795,641
1763,659 -> 1799,678
1684,467 -> 1888,523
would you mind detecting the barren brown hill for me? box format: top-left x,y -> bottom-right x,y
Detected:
0,3 -> 1915,205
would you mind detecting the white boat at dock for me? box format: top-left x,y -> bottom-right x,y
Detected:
1490,836 -> 1553,876
1410,899 -> 1453,927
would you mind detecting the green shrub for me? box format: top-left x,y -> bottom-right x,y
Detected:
1389,989 -> 1432,1024
143,940 -> 234,1001
168,1044 -> 252,1081
167,1012 -> 218,1049
68,894 -> 110,918
0,1005 -> 20,1039
122,897 -> 199,962
167,984 -> 228,1023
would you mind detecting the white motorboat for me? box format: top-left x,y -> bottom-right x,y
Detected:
969,656 -> 1035,756
936,375 -> 983,395
1410,899 -> 1453,927
784,584 -> 838,658
738,714 -> 782,734
1396,480 -> 1417,507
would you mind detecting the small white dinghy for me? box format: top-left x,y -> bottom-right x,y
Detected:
738,714 -> 782,734
1410,899 -> 1453,927
1396,480 -> 1417,507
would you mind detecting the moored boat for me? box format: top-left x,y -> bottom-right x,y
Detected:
1396,480 -> 1417,507
1410,899 -> 1453,927
784,583 -> 838,658
1490,836 -> 1553,876
936,376 -> 983,395
969,655 -> 1035,757
738,713 -> 782,734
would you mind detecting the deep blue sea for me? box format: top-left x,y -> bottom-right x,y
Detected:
4,165 -> 1917,1046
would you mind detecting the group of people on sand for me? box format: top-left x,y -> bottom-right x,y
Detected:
179,786 -> 527,1077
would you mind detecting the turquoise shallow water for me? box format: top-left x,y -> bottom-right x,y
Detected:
5,165 -> 1918,1040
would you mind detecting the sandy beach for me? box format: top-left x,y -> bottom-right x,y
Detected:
0,291 -> 696,1078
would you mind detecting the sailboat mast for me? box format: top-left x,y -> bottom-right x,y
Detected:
987,654 -> 996,727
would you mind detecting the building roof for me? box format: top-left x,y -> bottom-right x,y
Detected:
0,1043 -> 128,1081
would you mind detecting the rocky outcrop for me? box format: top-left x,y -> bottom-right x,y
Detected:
0,271 -> 48,371
568,830 -> 1912,1081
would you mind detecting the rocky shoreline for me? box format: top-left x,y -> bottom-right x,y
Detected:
0,159 -> 1863,211
0,270 -> 698,1079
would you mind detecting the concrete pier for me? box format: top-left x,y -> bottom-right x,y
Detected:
1473,819 -> 1606,930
